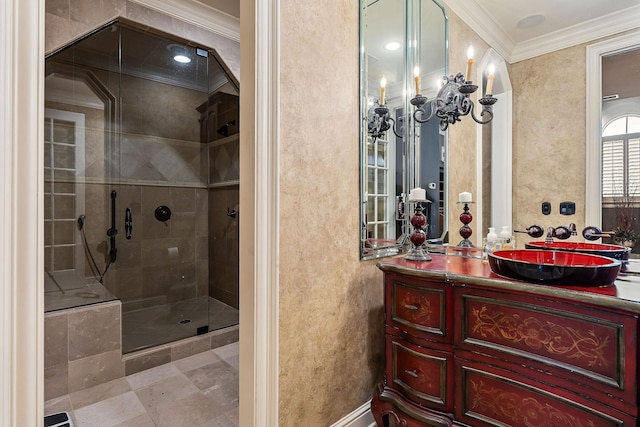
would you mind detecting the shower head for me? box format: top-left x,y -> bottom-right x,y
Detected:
77,215 -> 86,230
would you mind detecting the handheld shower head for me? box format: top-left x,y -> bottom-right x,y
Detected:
77,215 -> 86,230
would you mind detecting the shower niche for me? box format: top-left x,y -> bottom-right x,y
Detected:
44,19 -> 239,353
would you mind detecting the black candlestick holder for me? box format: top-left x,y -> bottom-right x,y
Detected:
457,202 -> 475,248
404,201 -> 432,261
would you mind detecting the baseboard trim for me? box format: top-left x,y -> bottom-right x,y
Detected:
330,401 -> 375,427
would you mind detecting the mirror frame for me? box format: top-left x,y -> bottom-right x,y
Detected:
586,31 -> 640,228
359,0 -> 449,260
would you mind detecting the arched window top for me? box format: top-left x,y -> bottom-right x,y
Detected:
603,114 -> 640,137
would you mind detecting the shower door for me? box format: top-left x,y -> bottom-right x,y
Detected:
114,25 -> 214,352
45,20 -> 240,354
44,23 -> 121,313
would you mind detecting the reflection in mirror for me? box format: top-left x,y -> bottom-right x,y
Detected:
360,0 -> 448,260
476,50 -> 512,244
601,47 -> 640,253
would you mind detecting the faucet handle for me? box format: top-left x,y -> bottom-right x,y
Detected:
582,226 -> 611,241
514,225 -> 544,238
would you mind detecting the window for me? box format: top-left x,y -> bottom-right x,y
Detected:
602,115 -> 640,199
366,133 -> 395,240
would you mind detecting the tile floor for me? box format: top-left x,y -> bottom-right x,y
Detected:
44,341 -> 239,427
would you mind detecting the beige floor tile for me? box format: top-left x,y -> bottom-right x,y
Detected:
46,338 -> 239,427
226,407 -> 240,426
113,413 -> 156,427
126,362 -> 181,390
183,360 -> 237,392
44,395 -> 72,414
173,349 -> 222,373
212,342 -> 239,369
196,413 -> 236,427
134,372 -> 200,419
69,377 -> 131,410
73,391 -> 146,427
151,392 -> 221,427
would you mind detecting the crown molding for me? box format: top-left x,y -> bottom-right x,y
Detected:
511,4 -> 640,63
129,0 -> 240,42
440,0 -> 514,62
442,0 -> 640,64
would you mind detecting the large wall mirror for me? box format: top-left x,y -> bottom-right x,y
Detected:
586,32 -> 640,254
360,0 -> 448,260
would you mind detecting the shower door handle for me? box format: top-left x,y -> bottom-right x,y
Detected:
107,190 -> 118,262
125,208 -> 132,240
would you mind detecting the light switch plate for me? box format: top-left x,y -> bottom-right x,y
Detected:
560,201 -> 576,215
542,202 -> 551,215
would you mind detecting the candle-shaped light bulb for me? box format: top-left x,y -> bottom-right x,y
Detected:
466,45 -> 475,82
380,77 -> 387,105
485,64 -> 496,95
413,66 -> 421,95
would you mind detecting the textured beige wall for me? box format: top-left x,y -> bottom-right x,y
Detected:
278,0 -> 384,424
509,45 -> 587,244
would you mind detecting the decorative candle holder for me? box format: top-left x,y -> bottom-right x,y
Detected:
404,201 -> 432,261
457,202 -> 475,248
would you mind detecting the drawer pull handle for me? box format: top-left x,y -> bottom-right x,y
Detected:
404,369 -> 419,378
404,304 -> 418,311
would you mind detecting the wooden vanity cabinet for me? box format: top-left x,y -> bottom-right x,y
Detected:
371,256 -> 640,427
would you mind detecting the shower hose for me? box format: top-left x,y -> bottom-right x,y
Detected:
78,214 -> 112,284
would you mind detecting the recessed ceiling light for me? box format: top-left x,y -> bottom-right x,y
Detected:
516,13 -> 546,29
167,43 -> 192,64
384,41 -> 401,51
173,54 -> 191,64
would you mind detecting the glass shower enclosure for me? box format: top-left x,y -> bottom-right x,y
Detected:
44,19 -> 240,353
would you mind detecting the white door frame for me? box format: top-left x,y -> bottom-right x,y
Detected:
2,1 -> 280,426
1,0 -> 44,425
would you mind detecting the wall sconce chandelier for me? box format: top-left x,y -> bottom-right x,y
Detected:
412,49 -> 497,131
367,76 -> 403,140
367,47 -> 497,136
411,71 -> 496,131
367,102 -> 403,139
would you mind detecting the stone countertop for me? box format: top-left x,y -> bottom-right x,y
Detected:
377,254 -> 640,314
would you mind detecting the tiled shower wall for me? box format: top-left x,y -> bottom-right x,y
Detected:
208,186 -> 239,308
108,183 -> 210,305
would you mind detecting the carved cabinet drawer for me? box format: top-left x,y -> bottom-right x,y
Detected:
385,273 -> 451,343
454,287 -> 638,416
386,336 -> 453,413
455,353 -> 635,426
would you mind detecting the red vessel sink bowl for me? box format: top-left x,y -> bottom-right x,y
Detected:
488,249 -> 621,286
524,241 -> 630,262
